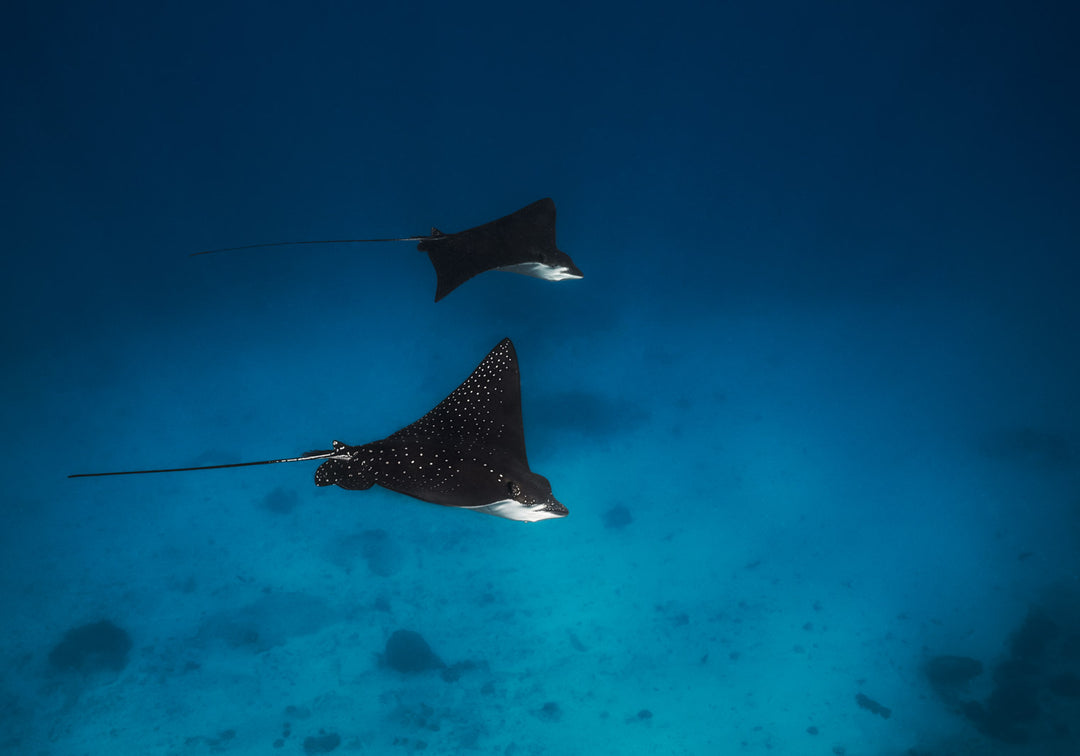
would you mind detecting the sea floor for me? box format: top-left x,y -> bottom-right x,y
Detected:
4,306 -> 1079,755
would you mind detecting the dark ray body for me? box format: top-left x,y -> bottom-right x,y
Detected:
419,198 -> 582,301
70,339 -> 567,522
192,198 -> 583,302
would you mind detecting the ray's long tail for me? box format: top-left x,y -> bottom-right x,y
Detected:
190,236 -> 430,257
68,449 -> 338,478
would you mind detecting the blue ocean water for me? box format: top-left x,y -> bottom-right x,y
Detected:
3,1 -> 1079,753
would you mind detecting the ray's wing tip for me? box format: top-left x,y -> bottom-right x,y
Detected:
533,197 -> 556,216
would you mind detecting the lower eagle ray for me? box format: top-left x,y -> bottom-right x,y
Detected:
70,339 -> 568,522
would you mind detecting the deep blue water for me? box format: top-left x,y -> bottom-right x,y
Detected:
3,2 -> 1080,754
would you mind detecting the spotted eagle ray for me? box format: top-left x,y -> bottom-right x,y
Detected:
192,198 -> 583,302
69,339 -> 568,522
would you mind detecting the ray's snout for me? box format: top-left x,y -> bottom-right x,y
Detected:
546,499 -> 569,518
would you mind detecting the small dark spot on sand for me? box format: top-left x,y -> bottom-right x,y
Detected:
261,486 -> 300,514
303,731 -> 340,754
380,630 -> 445,673
602,505 -> 633,530
536,701 -> 562,722
48,620 -> 133,673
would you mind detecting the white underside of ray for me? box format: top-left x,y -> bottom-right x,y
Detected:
495,262 -> 582,281
470,498 -> 564,522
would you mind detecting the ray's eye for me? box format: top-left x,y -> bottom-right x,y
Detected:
507,480 -> 522,498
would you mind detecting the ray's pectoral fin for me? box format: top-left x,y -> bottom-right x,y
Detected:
314,440 -> 374,490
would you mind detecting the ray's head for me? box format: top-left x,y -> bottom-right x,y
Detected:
541,247 -> 584,281
477,470 -> 568,522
